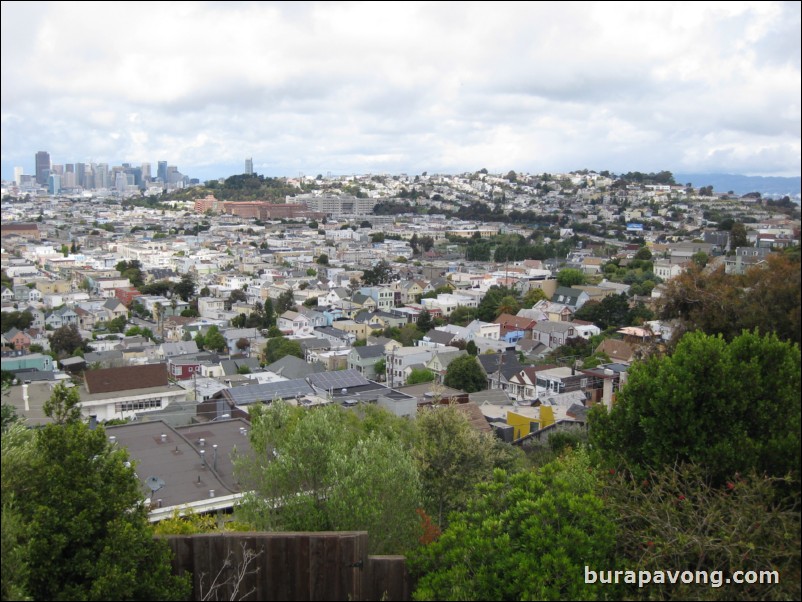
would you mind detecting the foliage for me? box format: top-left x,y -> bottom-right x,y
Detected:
1,310 -> 34,333
361,260 -> 394,286
203,325 -> 227,352
557,268 -> 586,287
235,402 -> 421,554
316,253 -> 329,265
574,293 -> 633,330
476,285 -> 518,323
590,330 -> 801,488
374,358 -> 386,379
407,368 -> 435,385
1,419 -> 188,601
409,449 -> 618,601
43,382 -> 83,425
465,340 -> 478,356
416,309 -> 434,334
49,324 -> 85,357
263,336 -> 303,364
274,289 -> 295,314
523,287 -> 548,308
604,463 -> 801,601
414,406 -> 522,527
658,255 -> 801,344
448,305 -> 477,326
173,273 -> 196,301
443,355 -> 487,393
495,295 -> 520,318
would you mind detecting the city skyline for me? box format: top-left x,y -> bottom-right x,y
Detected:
2,2 -> 800,182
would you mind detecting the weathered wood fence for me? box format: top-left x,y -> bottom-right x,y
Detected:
165,531 -> 410,601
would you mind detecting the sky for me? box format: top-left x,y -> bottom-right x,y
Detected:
1,1 -> 800,183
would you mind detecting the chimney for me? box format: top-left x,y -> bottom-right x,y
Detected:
209,489 -> 215,498
199,438 -> 205,447
22,383 -> 29,411
109,435 -> 116,444
212,444 -> 218,471
199,449 -> 206,466
160,433 -> 167,443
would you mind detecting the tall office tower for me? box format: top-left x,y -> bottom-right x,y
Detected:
65,163 -> 74,173
84,169 -> 95,190
95,163 -> 109,189
35,151 -> 50,185
157,161 -> 167,183
141,162 -> 151,181
48,174 -> 61,195
62,171 -> 76,189
13,167 -> 23,186
115,172 -> 128,194
245,157 -> 253,175
75,163 -> 86,187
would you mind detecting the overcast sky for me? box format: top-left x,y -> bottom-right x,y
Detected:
2,1 -> 800,182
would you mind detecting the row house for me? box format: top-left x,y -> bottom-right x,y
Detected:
494,313 -> 537,343
277,311 -> 314,336
46,307 -> 79,329
347,345 -> 386,380
531,321 -> 577,350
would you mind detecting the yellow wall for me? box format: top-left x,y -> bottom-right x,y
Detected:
507,406 -> 555,440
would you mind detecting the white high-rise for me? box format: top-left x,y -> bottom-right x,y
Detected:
245,158 -> 253,175
13,166 -> 23,185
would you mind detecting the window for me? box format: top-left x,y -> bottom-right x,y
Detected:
116,399 -> 162,412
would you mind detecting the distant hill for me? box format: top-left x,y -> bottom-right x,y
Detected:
674,173 -> 801,198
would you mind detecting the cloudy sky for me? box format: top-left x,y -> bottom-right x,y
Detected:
2,1 -> 800,182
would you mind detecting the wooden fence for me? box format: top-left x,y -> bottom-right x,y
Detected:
165,531 -> 410,601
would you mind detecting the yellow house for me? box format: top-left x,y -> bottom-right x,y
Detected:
507,405 -> 555,440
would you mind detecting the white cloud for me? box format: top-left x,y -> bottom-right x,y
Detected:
1,1 -> 799,179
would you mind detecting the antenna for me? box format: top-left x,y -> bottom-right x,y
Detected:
145,475 -> 165,494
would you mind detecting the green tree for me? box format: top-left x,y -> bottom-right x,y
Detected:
557,268 -> 586,287
476,286 -> 517,322
407,368 -> 435,385
523,287 -> 548,308
604,462 -> 801,601
235,403 -> 421,554
730,222 -> 749,249
316,253 -> 329,265
263,336 -> 303,364
443,355 -> 487,393
590,330 -> 801,487
203,325 -> 227,352
448,305 -> 477,326
1,415 -> 188,601
415,406 -> 520,527
409,449 -> 617,601
465,340 -> 478,356
275,289 -> 295,314
43,382 -> 82,425
374,358 -> 386,381
49,324 -> 85,357
1,310 -> 34,332
416,309 -> 434,334
173,273 -> 196,301
495,295 -> 521,317
263,298 -> 276,327
361,260 -> 394,286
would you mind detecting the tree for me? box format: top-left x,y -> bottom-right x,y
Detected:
374,358 -> 386,381
523,287 -> 548,308
49,324 -> 84,357
444,355 -> 487,393
275,290 -> 295,314
407,368 -> 435,385
495,295 -> 520,318
557,268 -> 586,287
409,449 -> 617,601
465,340 -> 478,356
43,382 -> 82,425
203,325 -> 227,353
590,330 -> 801,487
173,273 -> 196,301
263,298 -> 276,328
414,406 -> 521,527
316,253 -> 329,265
574,293 -> 632,330
1,310 -> 33,332
1,412 -> 188,600
228,288 -> 247,307
362,260 -> 394,286
730,222 -> 749,250
658,255 -> 801,345
476,286 -> 517,323
448,305 -> 477,326
235,403 -> 421,554
263,337 -> 303,364
603,462 -> 801,601
416,309 -> 434,334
